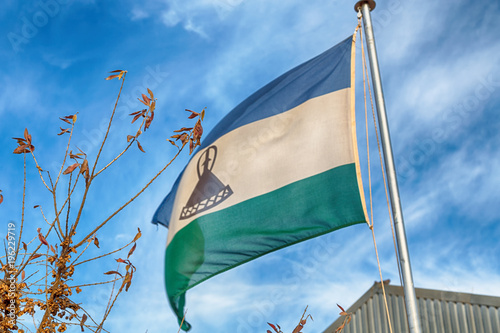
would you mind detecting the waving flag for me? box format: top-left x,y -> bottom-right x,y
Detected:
152,34 -> 367,330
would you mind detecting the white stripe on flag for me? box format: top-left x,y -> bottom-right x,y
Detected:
167,87 -> 354,244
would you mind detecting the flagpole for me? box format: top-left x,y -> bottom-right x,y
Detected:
354,1 -> 422,332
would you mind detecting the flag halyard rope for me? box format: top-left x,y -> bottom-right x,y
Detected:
358,14 -> 403,288
358,12 -> 396,333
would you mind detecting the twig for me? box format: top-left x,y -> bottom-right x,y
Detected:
71,74 -> 127,245
53,121 -> 76,191
177,310 -> 188,333
74,238 -> 135,267
75,140 -> 186,248
69,277 -> 122,289
15,153 -> 27,263
93,139 -> 135,178
91,72 -> 127,179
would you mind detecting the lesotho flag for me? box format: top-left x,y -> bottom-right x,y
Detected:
152,34 -> 367,331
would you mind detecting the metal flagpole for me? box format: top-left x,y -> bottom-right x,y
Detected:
354,1 -> 423,332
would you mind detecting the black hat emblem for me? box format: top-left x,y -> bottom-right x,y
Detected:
180,145 -> 233,220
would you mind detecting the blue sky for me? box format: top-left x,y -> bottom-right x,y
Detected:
1,0 -> 500,332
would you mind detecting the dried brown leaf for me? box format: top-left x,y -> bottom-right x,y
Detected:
132,228 -> 142,242
125,271 -> 133,291
193,120 -> 203,140
104,271 -> 122,277
118,272 -> 130,293
13,144 -> 29,154
116,258 -> 126,263
69,151 -> 84,159
22,270 -> 25,280
0,193 -> 3,205
337,304 -> 346,312
63,163 -> 80,175
144,117 -> 152,131
94,237 -> 100,248
38,233 -> 49,247
180,133 -> 188,144
105,74 -> 120,80
80,313 -> 87,332
185,109 -> 199,119
132,113 -> 142,124
109,69 -> 124,73
127,243 -> 136,259
50,245 -> 56,254
60,117 -> 71,124
138,97 -> 149,106
29,253 -> 42,261
167,139 -> 178,148
127,135 -> 134,142
137,141 -> 145,153
76,146 -> 87,157
144,111 -> 154,130
267,323 -> 279,333
24,128 -> 30,144
147,88 -> 154,100
58,127 -> 71,136
173,127 -> 193,133
81,159 -> 89,181
142,93 -> 151,105
22,242 -> 27,251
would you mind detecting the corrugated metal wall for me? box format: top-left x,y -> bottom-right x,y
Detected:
324,285 -> 500,333
418,298 -> 500,333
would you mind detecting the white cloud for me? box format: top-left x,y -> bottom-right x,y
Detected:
0,76 -> 42,117
130,7 -> 150,20
374,1 -> 443,63
155,0 -> 244,37
41,53 -> 79,69
392,44 -> 500,127
161,8 -> 181,26
184,18 -> 209,39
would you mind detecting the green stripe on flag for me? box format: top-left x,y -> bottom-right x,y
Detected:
166,163 -> 366,329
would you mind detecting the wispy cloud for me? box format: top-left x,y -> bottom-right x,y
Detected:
130,6 -> 149,20
152,0 -> 245,38
0,77 -> 41,117
41,53 -> 81,69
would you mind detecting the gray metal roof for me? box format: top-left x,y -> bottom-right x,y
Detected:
323,282 -> 500,333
